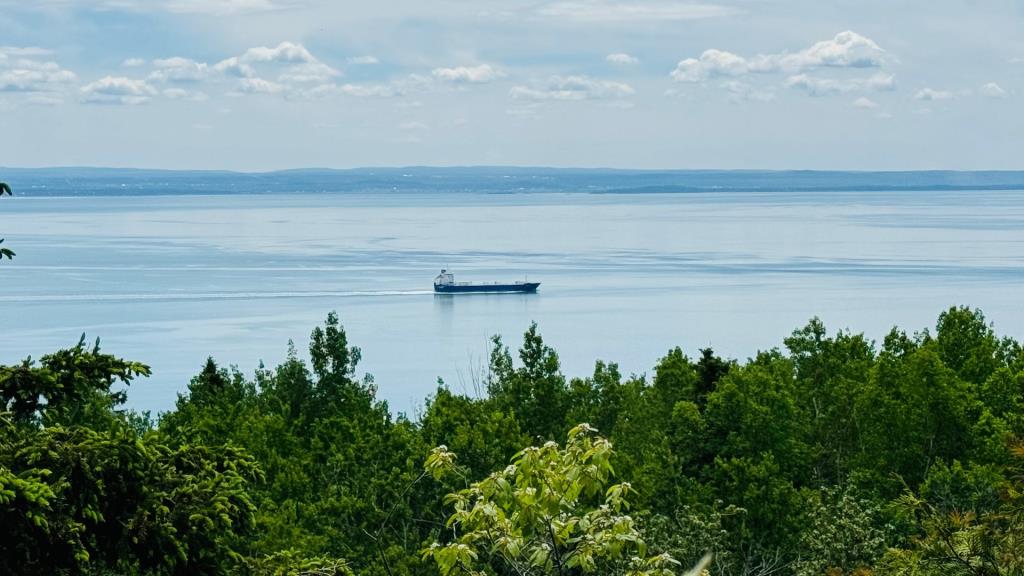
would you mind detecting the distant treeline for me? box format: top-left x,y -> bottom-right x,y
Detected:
5,167 -> 1024,196
2,306 -> 1023,575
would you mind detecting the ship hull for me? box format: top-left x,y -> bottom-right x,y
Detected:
434,282 -> 540,294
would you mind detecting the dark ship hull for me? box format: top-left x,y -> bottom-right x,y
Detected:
434,282 -> 540,294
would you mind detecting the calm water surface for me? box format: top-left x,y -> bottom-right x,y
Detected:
2,190 -> 1022,415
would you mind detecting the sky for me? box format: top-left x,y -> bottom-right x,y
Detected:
1,0 -> 1023,171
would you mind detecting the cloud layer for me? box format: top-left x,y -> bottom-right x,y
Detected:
81,76 -> 157,104
432,64 -> 503,84
0,47 -> 77,97
510,75 -> 634,100
671,31 -> 888,83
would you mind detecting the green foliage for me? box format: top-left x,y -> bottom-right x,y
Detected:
239,549 -> 354,576
935,306 -> 1002,386
5,305 -> 1024,576
420,385 -> 530,481
0,335 -> 150,426
159,313 -> 425,575
793,485 -> 896,576
855,337 -> 976,492
488,323 -> 569,441
644,503 -> 745,576
0,344 -> 259,576
785,318 -> 874,485
877,454 -> 1021,575
423,424 -> 687,576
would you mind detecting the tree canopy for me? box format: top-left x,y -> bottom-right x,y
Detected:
2,306 -> 1023,575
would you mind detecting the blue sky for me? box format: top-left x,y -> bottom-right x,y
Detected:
1,0 -> 1022,170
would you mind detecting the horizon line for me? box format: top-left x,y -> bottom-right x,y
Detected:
6,165 -> 1024,175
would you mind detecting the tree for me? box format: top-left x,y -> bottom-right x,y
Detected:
855,338 -> 976,492
793,485 -> 895,576
159,313 -> 427,575
695,348 -> 731,407
1,181 -> 13,260
420,386 -> 530,481
487,324 -> 569,442
878,442 -> 1024,575
0,335 -> 151,426
422,424 -> 702,576
784,319 -> 875,484
935,307 -> 1002,386
0,338 -> 261,576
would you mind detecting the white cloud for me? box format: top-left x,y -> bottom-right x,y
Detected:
122,58 -> 145,67
239,41 -> 316,64
214,41 -> 340,96
213,57 -> 256,78
277,61 -> 340,83
606,53 -> 639,65
302,74 -> 430,99
347,56 -> 379,65
785,72 -> 895,96
432,64 -> 503,84
0,56 -> 77,93
914,87 -> 954,101
81,76 -> 157,105
149,57 -> 210,82
979,82 -> 1007,98
671,49 -> 749,82
399,121 -> 428,131
510,75 -> 634,101
784,74 -> 845,96
671,30 -> 887,83
853,96 -> 878,109
777,30 -> 886,70
536,1 -> 737,22
335,83 -> 399,97
865,72 -> 896,91
236,77 -> 285,94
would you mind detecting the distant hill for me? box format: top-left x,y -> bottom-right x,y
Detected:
3,166 -> 1024,196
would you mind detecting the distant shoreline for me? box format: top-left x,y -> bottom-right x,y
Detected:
4,166 -> 1024,197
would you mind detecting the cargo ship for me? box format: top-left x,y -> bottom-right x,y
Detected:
433,269 -> 540,294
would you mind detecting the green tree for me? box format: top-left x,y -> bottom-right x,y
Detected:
694,348 -> 731,408
0,335 -> 151,426
487,323 -> 569,442
423,424 -> 701,576
935,307 -> 1001,386
420,386 -> 530,481
160,313 -> 427,575
793,485 -> 895,576
878,443 -> 1024,575
644,503 -> 746,576
784,318 -> 875,485
703,355 -> 812,483
240,548 -> 354,576
0,339 -> 261,576
855,335 -> 976,492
